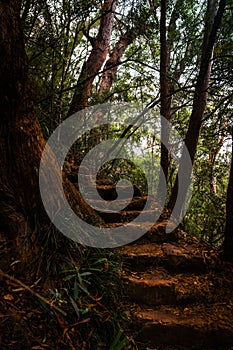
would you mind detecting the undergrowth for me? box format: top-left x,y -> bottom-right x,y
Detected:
0,226 -> 130,349
40,227 -> 128,349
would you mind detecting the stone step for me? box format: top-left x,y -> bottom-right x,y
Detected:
123,271 -> 176,306
81,184 -> 143,200
103,221 -> 171,246
96,222 -> 160,246
123,269 -> 220,307
131,304 -> 233,348
98,209 -> 160,224
86,196 -> 149,211
121,242 -> 207,273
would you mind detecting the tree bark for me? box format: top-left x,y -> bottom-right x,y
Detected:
90,28 -> 136,127
158,0 -> 181,194
0,1 -> 103,273
0,0 -> 45,233
159,0 -> 171,185
98,28 -> 136,97
209,135 -> 224,194
68,0 -> 117,115
222,126 -> 233,260
167,0 -> 226,221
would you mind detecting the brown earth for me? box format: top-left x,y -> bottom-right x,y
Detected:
1,183 -> 233,349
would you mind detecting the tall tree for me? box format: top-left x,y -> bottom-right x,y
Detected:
159,0 -> 171,184
68,0 -> 117,115
152,0 -> 194,196
98,28 -> 136,97
222,126 -> 233,260
0,0 -> 102,274
167,0 -> 226,222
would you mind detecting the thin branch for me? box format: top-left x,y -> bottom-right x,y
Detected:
0,269 -> 67,316
62,49 -> 140,94
203,92 -> 233,122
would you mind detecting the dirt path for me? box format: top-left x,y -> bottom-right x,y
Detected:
92,183 -> 233,349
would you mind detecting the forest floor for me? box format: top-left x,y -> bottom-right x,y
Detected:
1,184 -> 233,349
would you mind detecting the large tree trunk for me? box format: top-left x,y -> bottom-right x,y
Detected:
222,126 -> 233,260
167,0 -> 226,223
68,0 -> 117,115
0,1 -> 102,274
0,1 -> 45,235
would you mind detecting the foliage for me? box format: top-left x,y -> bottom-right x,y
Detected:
1,0 -> 233,348
16,0 -> 233,344
23,0 -> 232,246
38,225 -> 125,348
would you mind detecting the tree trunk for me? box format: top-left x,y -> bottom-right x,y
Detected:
0,1 -> 102,274
159,0 -> 171,185
222,126 -> 233,260
91,28 -> 136,126
158,0 -> 181,195
68,0 -> 117,115
0,0 -> 45,234
98,29 -> 136,97
209,135 -> 224,194
167,0 -> 226,223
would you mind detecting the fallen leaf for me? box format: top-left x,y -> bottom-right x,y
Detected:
3,294 -> 14,301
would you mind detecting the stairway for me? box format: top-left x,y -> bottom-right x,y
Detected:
67,171 -> 233,349
121,240 -> 233,350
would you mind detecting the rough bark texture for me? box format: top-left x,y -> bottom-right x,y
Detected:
167,0 -> 226,220
223,127 -> 233,260
0,1 -> 45,234
90,28 -> 136,126
68,0 -> 117,115
0,1 -> 103,273
98,29 -> 136,96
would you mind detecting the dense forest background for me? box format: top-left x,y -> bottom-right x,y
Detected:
0,0 -> 233,349
5,0 -> 231,246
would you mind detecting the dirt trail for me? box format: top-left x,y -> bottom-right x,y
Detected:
94,183 -> 233,350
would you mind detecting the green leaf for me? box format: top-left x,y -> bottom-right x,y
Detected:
69,296 -> 80,318
63,274 -> 76,281
73,279 -> 79,300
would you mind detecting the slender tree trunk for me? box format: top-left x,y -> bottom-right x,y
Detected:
68,0 -> 117,115
209,135 -> 224,194
167,0 -> 226,222
92,28 -> 136,127
159,0 -> 171,185
158,0 -> 180,195
222,126 -> 233,260
0,1 -> 102,274
98,29 -> 136,97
